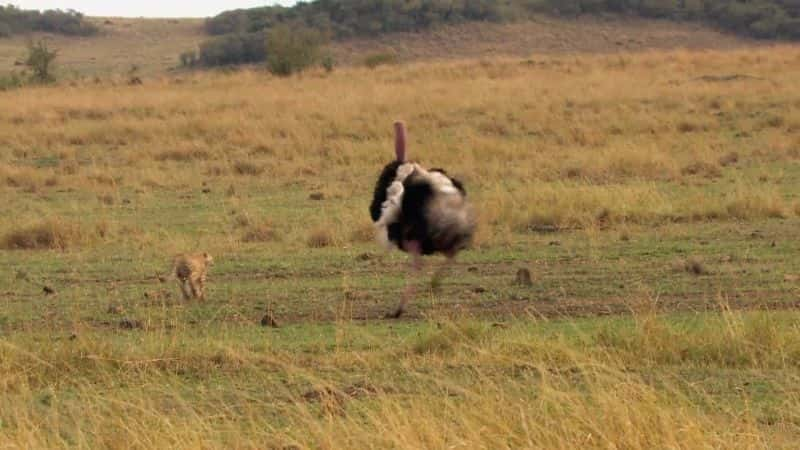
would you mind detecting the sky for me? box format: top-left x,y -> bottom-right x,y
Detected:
12,1 -> 293,18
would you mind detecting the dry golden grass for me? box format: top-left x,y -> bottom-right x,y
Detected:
0,41 -> 800,449
3,45 -> 799,249
3,44 -> 800,448
2,310 -> 800,448
1,218 -> 94,250
241,219 -> 279,243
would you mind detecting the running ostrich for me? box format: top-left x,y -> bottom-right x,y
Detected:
370,121 -> 476,318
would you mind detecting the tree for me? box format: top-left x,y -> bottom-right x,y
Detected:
266,25 -> 326,76
26,40 -> 57,83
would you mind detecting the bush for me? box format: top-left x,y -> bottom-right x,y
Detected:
307,228 -> 334,248
0,6 -> 97,37
266,25 -> 325,76
242,220 -> 279,243
179,49 -> 199,68
321,53 -> 335,72
26,40 -> 58,84
1,219 -> 87,250
199,32 -> 266,67
363,52 -> 398,69
0,71 -> 25,91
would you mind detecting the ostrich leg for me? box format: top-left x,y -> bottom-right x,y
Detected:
431,253 -> 457,292
387,240 -> 423,319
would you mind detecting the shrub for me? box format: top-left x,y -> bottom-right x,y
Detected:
242,220 -> 279,243
321,53 -> 335,72
26,40 -> 58,84
363,52 -> 397,69
233,161 -> 265,176
0,71 -> 25,91
266,25 -> 325,76
180,49 -> 199,68
0,6 -> 97,37
199,32 -> 266,67
307,228 -> 334,248
1,219 -> 87,250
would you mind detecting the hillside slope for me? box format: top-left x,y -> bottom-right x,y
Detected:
330,16 -> 763,64
0,15 -> 763,76
0,18 -> 205,76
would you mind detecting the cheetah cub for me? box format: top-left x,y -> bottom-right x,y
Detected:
170,252 -> 213,301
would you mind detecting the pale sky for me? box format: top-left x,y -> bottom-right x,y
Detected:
12,1 -> 294,18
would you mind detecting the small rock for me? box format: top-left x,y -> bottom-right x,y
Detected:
515,269 -> 533,287
261,312 -> 280,328
309,192 -> 325,201
43,286 -> 55,295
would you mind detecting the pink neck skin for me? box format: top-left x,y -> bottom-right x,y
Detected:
394,121 -> 407,162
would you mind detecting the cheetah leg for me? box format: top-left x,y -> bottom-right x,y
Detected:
197,276 -> 206,301
387,240 -> 422,319
178,278 -> 192,300
188,276 -> 202,300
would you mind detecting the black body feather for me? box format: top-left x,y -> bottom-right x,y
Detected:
371,163 -> 474,256
369,161 -> 402,222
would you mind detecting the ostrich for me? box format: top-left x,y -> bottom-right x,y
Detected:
370,121 -> 476,318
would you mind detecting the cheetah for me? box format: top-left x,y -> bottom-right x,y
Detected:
170,252 -> 213,301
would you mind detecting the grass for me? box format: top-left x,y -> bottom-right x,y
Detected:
2,311 -> 800,447
2,45 -> 800,446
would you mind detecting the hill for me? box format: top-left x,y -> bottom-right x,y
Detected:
193,0 -> 798,68
0,15 -> 763,76
0,18 -> 205,76
329,15 -> 762,64
207,0 -> 800,41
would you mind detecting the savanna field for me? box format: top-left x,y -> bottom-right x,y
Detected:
3,44 -> 800,447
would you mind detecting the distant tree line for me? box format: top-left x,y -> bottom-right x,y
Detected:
0,5 -> 98,37
188,0 -> 800,68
